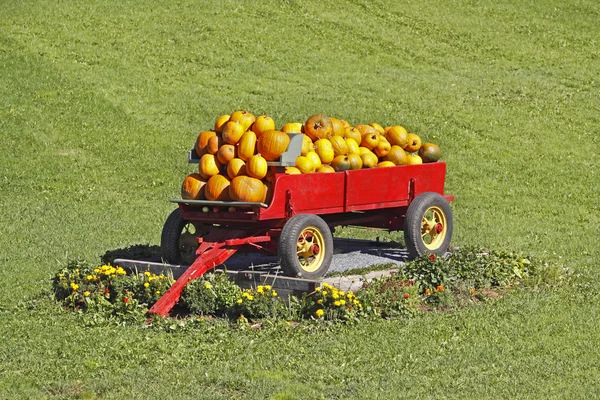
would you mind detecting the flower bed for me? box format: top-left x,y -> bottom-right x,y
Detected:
52,247 -> 567,327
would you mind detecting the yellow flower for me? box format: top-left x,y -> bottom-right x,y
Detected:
116,267 -> 126,275
247,295 -> 254,301
317,299 -> 323,304
256,286 -> 264,294
271,290 -> 277,297
264,285 -> 272,291
322,291 -> 328,296
144,271 -> 151,277
58,273 -> 64,278
339,291 -> 345,296
70,283 -> 79,291
144,282 -> 150,288
315,287 -> 322,292
334,300 -> 341,307
242,292 -> 250,299
315,309 -> 324,318
86,275 -> 94,281
155,290 -> 161,295
84,291 -> 90,297
332,293 -> 339,300
339,300 -> 346,306
204,282 -> 212,289
237,299 -> 243,304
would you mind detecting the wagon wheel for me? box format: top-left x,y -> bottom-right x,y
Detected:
160,208 -> 207,265
404,192 -> 453,259
278,214 -> 333,279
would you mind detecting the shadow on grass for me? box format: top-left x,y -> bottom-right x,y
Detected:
101,244 -> 162,265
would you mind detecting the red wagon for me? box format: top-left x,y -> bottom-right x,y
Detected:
149,143 -> 454,316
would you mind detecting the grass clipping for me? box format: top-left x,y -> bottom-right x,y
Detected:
52,247 -> 568,328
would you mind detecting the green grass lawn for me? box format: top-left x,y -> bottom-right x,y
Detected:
1,0 -> 599,398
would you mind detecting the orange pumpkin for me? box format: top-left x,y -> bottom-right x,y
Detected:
229,110 -> 256,131
330,135 -> 349,157
226,158 -> 247,179
383,145 -> 408,166
360,131 -> 380,150
181,173 -> 207,200
247,154 -> 268,179
257,130 -> 290,161
237,131 -> 257,161
205,174 -> 231,201
304,114 -> 333,141
195,131 -> 216,156
222,121 -> 245,145
207,134 -> 224,155
385,125 -> 409,148
374,138 -> 391,158
217,144 -> 236,165
214,114 -> 230,133
404,133 -> 422,152
251,115 -> 276,137
198,154 -> 221,179
313,138 -> 334,164
229,176 -> 265,203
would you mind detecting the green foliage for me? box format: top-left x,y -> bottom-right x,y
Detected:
181,272 -> 242,317
357,274 -> 419,318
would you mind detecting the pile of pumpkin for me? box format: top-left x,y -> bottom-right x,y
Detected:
180,112 -> 441,204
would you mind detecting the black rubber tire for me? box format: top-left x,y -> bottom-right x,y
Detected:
278,214 -> 333,279
160,208 -> 203,266
404,192 -> 453,259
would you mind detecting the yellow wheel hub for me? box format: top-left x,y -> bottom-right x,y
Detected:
296,226 -> 326,273
420,206 -> 447,251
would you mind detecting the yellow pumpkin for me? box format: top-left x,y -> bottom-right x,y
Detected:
407,154 -> 423,165
229,176 -> 265,203
229,110 -> 256,131
295,155 -> 315,174
330,135 -> 349,157
205,174 -> 231,201
247,154 -> 268,179
257,130 -> 290,161
384,145 -> 408,166
345,138 -> 360,155
237,131 -> 257,161
360,151 -> 379,168
313,138 -> 334,164
360,130 -> 380,150
385,125 -> 409,148
301,134 -> 314,156
198,154 -> 221,179
370,122 -> 385,134
347,153 -> 363,170
404,133 -> 422,152
345,127 -> 362,144
222,121 -> 245,145
358,146 -> 372,155
355,124 -> 378,136
377,161 -> 396,168
251,115 -> 276,138
214,114 -> 230,133
316,165 -> 336,173
281,122 -> 303,133
330,155 -> 351,172
226,158 -> 247,179
285,166 -> 302,175
330,117 -> 346,136
181,173 -> 207,200
305,151 -> 322,170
